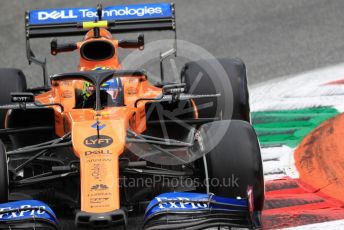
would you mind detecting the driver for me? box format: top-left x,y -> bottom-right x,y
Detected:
80,66 -> 124,108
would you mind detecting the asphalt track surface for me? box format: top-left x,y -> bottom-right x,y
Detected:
2,0 -> 344,87
2,0 -> 344,229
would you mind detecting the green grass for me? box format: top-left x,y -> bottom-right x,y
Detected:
252,107 -> 339,147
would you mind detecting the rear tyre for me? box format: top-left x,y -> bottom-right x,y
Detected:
0,140 -> 9,203
182,58 -> 250,122
199,120 -> 264,212
0,68 -> 27,129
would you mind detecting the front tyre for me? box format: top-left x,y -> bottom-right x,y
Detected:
0,140 -> 9,203
199,120 -> 264,212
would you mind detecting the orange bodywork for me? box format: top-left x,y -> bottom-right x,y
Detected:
35,28 -> 162,213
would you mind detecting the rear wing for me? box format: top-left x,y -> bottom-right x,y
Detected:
24,3 -> 176,90
25,3 -> 175,38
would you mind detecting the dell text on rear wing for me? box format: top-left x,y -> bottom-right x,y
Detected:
28,3 -> 173,25
26,3 -> 175,37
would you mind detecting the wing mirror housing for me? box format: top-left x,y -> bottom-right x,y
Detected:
118,33 -> 144,50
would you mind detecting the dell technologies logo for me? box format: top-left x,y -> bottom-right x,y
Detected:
37,7 -> 163,21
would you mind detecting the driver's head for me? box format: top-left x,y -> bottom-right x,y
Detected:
81,72 -> 124,107
84,28 -> 112,40
100,77 -> 124,106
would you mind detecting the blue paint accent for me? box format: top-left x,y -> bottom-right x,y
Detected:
0,200 -> 57,224
91,121 -> 106,130
29,3 -> 173,25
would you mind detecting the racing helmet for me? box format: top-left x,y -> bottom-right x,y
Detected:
82,67 -> 124,107
100,76 -> 124,106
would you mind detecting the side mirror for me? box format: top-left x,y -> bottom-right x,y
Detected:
11,92 -> 35,103
118,33 -> 144,50
10,92 -> 64,111
51,39 -> 78,56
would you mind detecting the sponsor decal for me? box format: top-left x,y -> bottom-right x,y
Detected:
11,93 -> 35,103
85,149 -> 112,156
36,7 -> 162,20
84,135 -> 113,148
86,158 -> 112,163
91,184 -> 109,191
29,3 -> 172,25
88,192 -> 111,197
38,10 -> 77,20
145,192 -> 248,221
155,197 -> 208,209
91,163 -> 107,180
90,204 -> 110,208
90,197 -> 109,204
11,96 -> 32,103
0,205 -> 47,219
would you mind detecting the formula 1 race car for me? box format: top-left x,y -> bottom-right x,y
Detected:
0,2 -> 264,230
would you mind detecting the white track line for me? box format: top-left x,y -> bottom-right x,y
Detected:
261,146 -> 299,180
250,63 -> 344,112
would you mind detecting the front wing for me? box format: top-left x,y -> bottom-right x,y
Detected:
143,192 -> 257,230
0,200 -> 58,230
